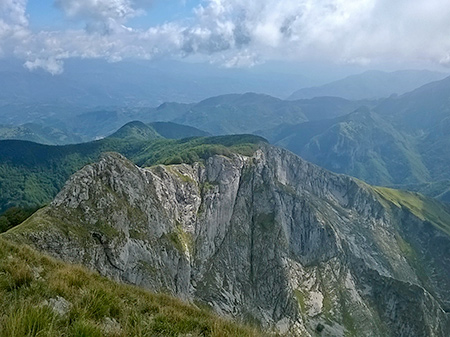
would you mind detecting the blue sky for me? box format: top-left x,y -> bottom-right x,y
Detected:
27,0 -> 66,29
2,0 -> 450,75
26,0 -> 201,29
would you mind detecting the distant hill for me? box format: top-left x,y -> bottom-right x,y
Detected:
0,123 -> 83,145
288,70 -> 448,100
0,119 -> 211,145
107,120 -> 210,141
107,121 -> 161,141
171,93 -> 308,135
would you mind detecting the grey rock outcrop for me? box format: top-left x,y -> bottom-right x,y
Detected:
7,147 -> 450,336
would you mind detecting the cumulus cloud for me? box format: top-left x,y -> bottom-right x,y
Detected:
0,0 -> 30,56
54,0 -> 156,34
3,0 -> 450,73
55,0 -> 140,21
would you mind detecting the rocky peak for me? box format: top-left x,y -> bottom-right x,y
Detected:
6,146 -> 450,336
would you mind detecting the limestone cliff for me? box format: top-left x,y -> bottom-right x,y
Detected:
6,146 -> 450,336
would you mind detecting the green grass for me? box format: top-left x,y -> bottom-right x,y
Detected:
293,290 -> 306,314
165,225 -> 194,254
0,237 -> 266,337
133,135 -> 265,167
373,186 -> 450,236
166,166 -> 196,184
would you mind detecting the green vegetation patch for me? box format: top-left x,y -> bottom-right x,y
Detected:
134,134 -> 266,166
0,237 -> 266,336
165,223 -> 194,255
294,289 -> 306,314
0,206 -> 41,234
373,186 -> 450,236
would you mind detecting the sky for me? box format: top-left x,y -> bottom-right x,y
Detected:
1,0 -> 450,75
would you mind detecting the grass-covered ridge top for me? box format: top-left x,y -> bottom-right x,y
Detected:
373,186 -> 450,236
134,134 -> 268,166
0,237 -> 266,336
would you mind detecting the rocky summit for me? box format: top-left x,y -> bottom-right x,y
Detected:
6,145 -> 450,336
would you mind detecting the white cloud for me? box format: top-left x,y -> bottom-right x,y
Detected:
55,0 -> 145,22
0,0 -> 28,26
0,0 -> 30,55
3,0 -> 450,73
24,57 -> 65,75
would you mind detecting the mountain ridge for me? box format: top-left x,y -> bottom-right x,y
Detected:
5,145 -> 450,336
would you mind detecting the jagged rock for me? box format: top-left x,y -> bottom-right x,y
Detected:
44,296 -> 72,316
6,147 -> 450,336
102,317 -> 121,335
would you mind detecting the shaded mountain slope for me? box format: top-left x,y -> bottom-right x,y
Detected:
259,108 -> 428,186
261,73 -> 450,200
149,121 -> 210,139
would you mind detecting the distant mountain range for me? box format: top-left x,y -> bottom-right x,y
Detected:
2,69 -> 450,203
288,70 -> 448,100
3,67 -> 447,140
261,74 -> 450,201
0,94 -> 371,142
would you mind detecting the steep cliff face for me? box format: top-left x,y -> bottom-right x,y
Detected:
6,147 -> 450,336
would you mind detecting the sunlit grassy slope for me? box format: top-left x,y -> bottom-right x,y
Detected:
373,186 -> 450,236
0,237 -> 267,337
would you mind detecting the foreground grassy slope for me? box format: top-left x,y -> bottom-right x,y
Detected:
0,237 -> 266,337
0,133 -> 266,213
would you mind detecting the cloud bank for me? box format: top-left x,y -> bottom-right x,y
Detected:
2,0 -> 450,73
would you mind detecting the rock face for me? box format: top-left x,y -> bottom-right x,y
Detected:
7,147 -> 450,336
